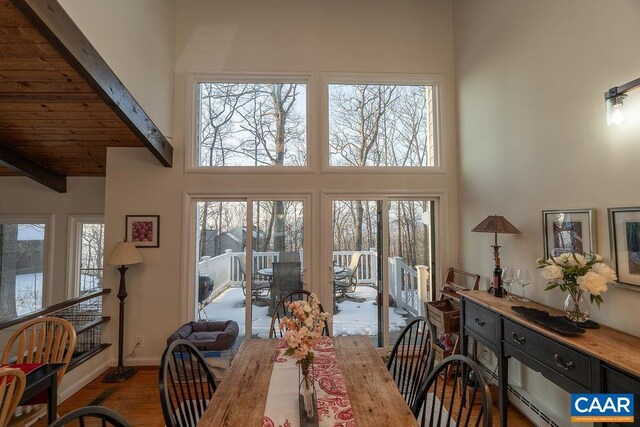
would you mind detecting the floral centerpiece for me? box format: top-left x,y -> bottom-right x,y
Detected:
537,253 -> 617,322
279,293 -> 329,420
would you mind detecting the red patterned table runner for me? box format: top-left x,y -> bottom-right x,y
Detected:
262,337 -> 355,427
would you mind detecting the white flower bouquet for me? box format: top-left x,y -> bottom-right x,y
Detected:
537,253 -> 617,321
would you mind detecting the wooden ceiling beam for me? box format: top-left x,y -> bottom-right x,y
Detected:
9,0 -> 173,167
0,143 -> 66,192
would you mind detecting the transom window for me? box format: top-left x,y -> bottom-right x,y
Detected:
196,81 -> 307,167
328,82 -> 437,167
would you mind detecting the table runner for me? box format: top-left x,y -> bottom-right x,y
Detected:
262,337 -> 355,427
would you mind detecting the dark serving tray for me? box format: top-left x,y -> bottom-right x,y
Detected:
511,306 -> 586,336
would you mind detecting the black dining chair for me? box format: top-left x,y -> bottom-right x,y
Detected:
411,355 -> 493,427
48,405 -> 130,427
387,316 -> 437,409
159,340 -> 217,427
269,290 -> 330,338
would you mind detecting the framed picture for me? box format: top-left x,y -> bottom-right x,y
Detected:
608,207 -> 640,290
542,208 -> 595,259
125,215 -> 160,248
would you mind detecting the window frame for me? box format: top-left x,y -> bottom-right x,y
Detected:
185,73 -> 316,174
0,214 -> 54,311
322,73 -> 444,173
67,215 -> 104,299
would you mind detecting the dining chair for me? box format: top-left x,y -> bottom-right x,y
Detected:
1,317 -> 76,427
387,316 -> 437,409
0,368 -> 26,427
269,290 -> 330,338
237,254 -> 271,301
269,261 -> 302,314
48,406 -> 130,427
334,251 -> 364,302
411,355 -> 493,427
159,339 -> 217,427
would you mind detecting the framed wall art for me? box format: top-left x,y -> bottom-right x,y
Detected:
608,206 -> 640,290
542,208 -> 595,259
125,215 -> 160,248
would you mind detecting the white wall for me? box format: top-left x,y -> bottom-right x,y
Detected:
59,0 -> 176,137
454,0 -> 640,422
95,0 -> 459,363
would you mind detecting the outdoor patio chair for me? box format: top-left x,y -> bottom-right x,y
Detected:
278,251 -> 300,262
269,290 -> 329,338
270,262 -> 302,315
334,251 -> 364,302
411,355 -> 493,427
387,317 -> 437,409
237,254 -> 271,301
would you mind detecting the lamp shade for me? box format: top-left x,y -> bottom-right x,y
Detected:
108,242 -> 143,266
471,215 -> 520,234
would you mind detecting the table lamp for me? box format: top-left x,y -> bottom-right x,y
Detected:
472,215 -> 520,297
103,241 -> 143,382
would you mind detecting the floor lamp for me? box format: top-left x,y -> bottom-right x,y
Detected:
103,241 -> 143,382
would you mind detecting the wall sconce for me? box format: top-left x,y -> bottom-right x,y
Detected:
605,77 -> 640,126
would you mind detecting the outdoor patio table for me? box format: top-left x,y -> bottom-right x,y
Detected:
256,266 -> 346,276
198,336 -> 418,426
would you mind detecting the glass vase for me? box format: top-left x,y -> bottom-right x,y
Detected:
299,359 -> 317,423
564,289 -> 590,323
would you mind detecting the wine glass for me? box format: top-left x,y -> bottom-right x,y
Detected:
502,267 -> 515,301
517,269 -> 531,302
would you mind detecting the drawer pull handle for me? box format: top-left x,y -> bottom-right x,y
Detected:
553,354 -> 575,371
511,332 -> 526,344
474,318 -> 485,326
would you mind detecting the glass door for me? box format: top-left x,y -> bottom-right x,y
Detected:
194,196 -> 307,344
325,196 -> 436,348
331,199 -> 383,346
387,199 -> 434,347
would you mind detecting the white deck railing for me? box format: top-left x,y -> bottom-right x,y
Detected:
198,249 -> 430,312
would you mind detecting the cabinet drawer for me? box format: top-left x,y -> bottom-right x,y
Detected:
464,301 -> 498,345
503,319 -> 591,389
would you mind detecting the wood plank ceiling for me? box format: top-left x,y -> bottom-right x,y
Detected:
0,0 -> 173,192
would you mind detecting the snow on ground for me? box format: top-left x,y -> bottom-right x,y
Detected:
203,285 -> 409,340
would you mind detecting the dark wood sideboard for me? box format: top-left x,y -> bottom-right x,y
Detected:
460,290 -> 640,427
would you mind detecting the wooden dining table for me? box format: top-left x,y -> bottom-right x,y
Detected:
198,336 -> 418,426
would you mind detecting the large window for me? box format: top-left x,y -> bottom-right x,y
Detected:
0,217 -> 50,318
328,82 -> 437,167
68,216 -> 104,297
195,81 -> 308,168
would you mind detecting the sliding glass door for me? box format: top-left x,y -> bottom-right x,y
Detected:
194,196 -> 307,344
325,195 -> 435,348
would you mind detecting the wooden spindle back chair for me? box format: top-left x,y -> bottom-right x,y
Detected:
269,290 -> 329,339
49,405 -> 131,427
412,355 -> 493,427
387,316 -> 437,409
1,317 -> 76,385
0,368 -> 26,427
159,340 -> 217,427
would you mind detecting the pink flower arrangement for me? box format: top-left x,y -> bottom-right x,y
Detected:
280,293 -> 329,365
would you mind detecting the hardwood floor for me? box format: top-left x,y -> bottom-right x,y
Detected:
34,366 -> 534,426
